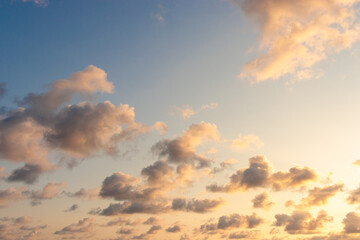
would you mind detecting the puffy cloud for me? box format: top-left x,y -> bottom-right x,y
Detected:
200,213 -> 264,234
99,172 -> 159,202
274,210 -> 333,234
141,160 -> 174,187
207,155 -> 272,192
0,216 -> 46,240
230,134 -> 263,150
143,217 -> 159,225
105,217 -> 141,227
228,230 -> 260,239
98,201 -> 170,215
152,121 -> 168,135
117,228 -> 133,235
45,101 -> 148,158
152,122 -> 219,168
207,155 -> 318,192
296,184 -> 344,208
166,224 -> 183,233
28,182 -> 66,200
234,0 -> 360,83
348,185 -> 360,206
63,187 -> 99,200
0,187 -> 25,208
54,217 -> 95,235
171,198 -> 225,213
211,158 -> 238,174
343,211 -> 360,233
0,66 -> 150,183
64,204 -> 79,212
7,164 -> 54,184
146,225 -> 162,234
252,191 -> 274,209
270,167 -> 318,191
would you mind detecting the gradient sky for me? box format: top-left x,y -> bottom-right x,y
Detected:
1,0 -> 360,239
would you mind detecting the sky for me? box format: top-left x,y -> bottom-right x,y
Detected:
1,0 -> 360,239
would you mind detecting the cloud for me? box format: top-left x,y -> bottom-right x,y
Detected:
173,105 -> 196,119
234,0 -> 360,83
63,187 -> 99,200
295,184 -> 344,209
252,191 -> 274,210
0,66 -> 151,183
21,0 -> 49,7
143,217 -> 159,225
228,230 -> 260,239
152,121 -> 219,168
274,210 -> 333,234
54,217 -> 95,235
199,213 -> 264,234
25,182 -> 66,206
117,228 -> 133,235
98,201 -> 170,215
152,121 -> 168,135
343,212 -> 360,233
146,225 -> 162,234
64,204 -> 79,212
7,164 -> 54,184
0,216 -> 46,240
172,103 -> 218,120
99,172 -> 160,202
207,155 -> 318,192
171,198 -> 225,213
0,187 -> 25,208
166,224 -> 183,233
230,134 -> 263,150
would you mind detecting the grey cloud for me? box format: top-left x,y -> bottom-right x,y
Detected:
171,198 -> 225,213
166,225 -> 182,233
64,204 -> 79,212
252,192 -> 274,209
146,225 -> 161,234
207,155 -> 318,193
54,217 -> 95,235
274,210 -> 333,234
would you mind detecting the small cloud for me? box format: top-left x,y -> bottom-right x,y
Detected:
230,134 -> 263,150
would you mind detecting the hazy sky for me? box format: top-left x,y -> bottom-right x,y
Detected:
1,0 -> 360,239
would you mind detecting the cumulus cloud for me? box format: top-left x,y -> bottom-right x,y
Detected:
207,155 -> 318,192
54,217 -> 95,235
152,121 -> 219,168
64,204 -> 79,212
99,172 -> 160,202
295,184 -> 344,209
343,211 -> 360,233
0,187 -> 25,208
63,187 -> 99,199
25,182 -> 66,206
274,210 -> 333,234
98,201 -> 170,215
166,224 -> 183,233
228,230 -> 260,239
143,217 -> 159,225
252,191 -> 274,209
200,213 -> 264,234
146,225 -> 162,234
0,66 -> 150,183
171,198 -> 225,213
230,134 -> 263,150
0,216 -> 46,240
234,0 -> 360,83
